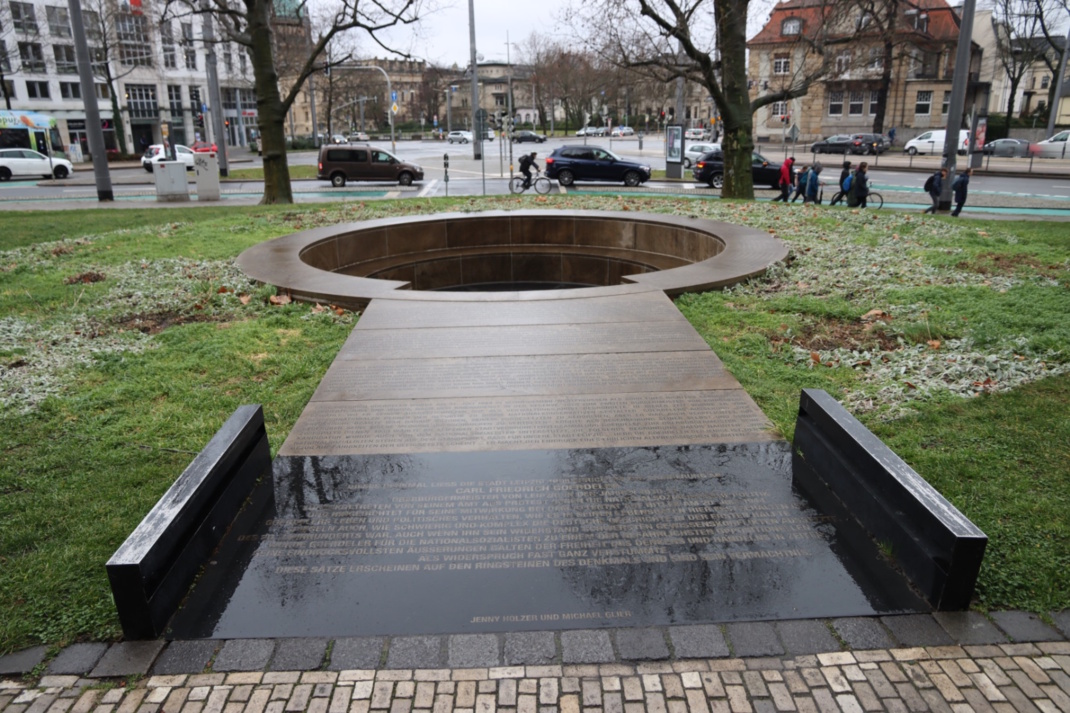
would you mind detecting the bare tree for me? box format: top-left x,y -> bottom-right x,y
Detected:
566,0 -> 838,199
163,0 -> 423,204
1029,0 -> 1069,112
991,0 -> 1055,132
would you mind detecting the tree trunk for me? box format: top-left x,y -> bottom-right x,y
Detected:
1004,76 -> 1020,136
249,0 -> 293,204
718,0 -> 755,199
872,41 -> 894,133
104,67 -> 128,155
2,68 -> 11,110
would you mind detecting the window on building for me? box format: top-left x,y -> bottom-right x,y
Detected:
771,100 -> 788,119
53,44 -> 77,73
168,85 -> 184,115
10,2 -> 37,32
239,51 -> 247,74
125,83 -> 158,119
82,10 -> 101,41
773,54 -> 790,75
781,18 -> 801,35
849,91 -> 864,115
95,82 -> 109,98
181,22 -> 196,70
856,12 -> 871,29
26,80 -> 50,98
828,90 -> 844,116
1,80 -> 15,101
46,6 -> 71,37
161,21 -> 176,69
222,88 -> 237,110
869,90 -> 879,114
915,90 -> 932,115
223,47 -> 232,72
941,90 -> 950,115
494,95 -> 506,106
868,48 -> 884,71
835,50 -> 851,74
117,13 -> 153,66
1041,74 -> 1050,89
189,86 -> 202,119
18,42 -> 45,73
59,81 -> 80,98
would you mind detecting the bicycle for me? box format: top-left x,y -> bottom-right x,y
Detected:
509,170 -> 552,195
843,192 -> 884,209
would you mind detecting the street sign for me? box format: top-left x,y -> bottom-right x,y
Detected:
391,102 -> 399,115
787,123 -> 800,142
391,91 -> 397,102
202,103 -> 208,114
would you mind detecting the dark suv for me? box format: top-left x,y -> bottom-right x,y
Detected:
691,149 -> 781,190
849,134 -> 889,155
544,146 -> 651,186
317,144 -> 424,186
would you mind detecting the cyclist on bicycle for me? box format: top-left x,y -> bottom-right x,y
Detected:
519,152 -> 539,189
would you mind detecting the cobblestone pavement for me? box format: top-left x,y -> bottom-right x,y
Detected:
4,612 -> 1070,713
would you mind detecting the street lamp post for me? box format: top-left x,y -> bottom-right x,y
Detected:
468,0 -> 481,160
939,0 -> 978,210
347,65 -> 395,153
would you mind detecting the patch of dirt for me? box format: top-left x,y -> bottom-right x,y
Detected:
769,317 -> 900,353
51,245 -> 75,257
956,252 -> 1065,280
113,311 -> 224,335
64,271 -> 106,285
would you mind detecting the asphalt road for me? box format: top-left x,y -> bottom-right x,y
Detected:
2,137 -> 1070,209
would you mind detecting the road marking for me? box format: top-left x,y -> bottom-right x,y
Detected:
417,180 -> 438,198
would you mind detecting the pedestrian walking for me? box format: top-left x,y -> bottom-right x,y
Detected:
773,156 -> 795,202
847,162 -> 870,208
923,168 -> 947,214
790,164 -> 807,202
804,164 -> 823,203
950,168 -> 971,217
830,160 -> 852,205
888,127 -> 897,146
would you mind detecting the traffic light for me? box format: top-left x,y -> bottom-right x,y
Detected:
224,119 -> 230,128
659,110 -> 665,120
668,107 -> 675,118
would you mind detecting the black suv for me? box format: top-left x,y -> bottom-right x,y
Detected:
544,146 -> 651,186
849,134 -> 889,155
691,149 -> 781,190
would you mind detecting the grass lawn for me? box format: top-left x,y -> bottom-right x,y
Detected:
0,196 -> 1067,654
226,165 -> 319,181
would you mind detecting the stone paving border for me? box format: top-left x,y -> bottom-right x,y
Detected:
3,638 -> 1070,713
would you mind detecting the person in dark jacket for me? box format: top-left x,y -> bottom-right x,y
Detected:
847,162 -> 869,208
519,152 -> 538,188
951,168 -> 971,217
924,168 -> 947,214
830,160 -> 852,205
790,164 -> 807,202
773,156 -> 795,202
803,164 -> 823,203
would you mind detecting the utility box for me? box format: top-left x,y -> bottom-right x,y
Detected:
154,162 -> 189,202
195,153 -> 221,201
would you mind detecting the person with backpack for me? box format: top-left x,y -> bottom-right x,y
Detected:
773,156 -> 795,202
804,164 -> 823,203
923,168 -> 946,214
847,162 -> 870,207
830,160 -> 852,205
950,167 -> 971,217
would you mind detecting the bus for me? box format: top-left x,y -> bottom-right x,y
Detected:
0,110 -> 66,156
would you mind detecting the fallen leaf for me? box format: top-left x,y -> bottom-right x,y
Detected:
269,294 -> 292,305
861,309 -> 891,322
217,286 -> 231,294
905,381 -> 916,389
810,352 -> 821,363
927,339 -> 941,349
239,294 -> 251,305
311,303 -> 327,314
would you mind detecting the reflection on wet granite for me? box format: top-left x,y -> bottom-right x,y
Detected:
168,444 -> 926,639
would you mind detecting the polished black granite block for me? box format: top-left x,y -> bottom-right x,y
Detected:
792,389 -> 987,611
107,405 -> 271,639
167,443 -> 926,639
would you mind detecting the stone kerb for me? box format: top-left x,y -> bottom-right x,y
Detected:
236,210 -> 787,307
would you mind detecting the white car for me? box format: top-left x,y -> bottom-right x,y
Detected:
683,142 -> 720,168
1035,130 -> 1070,159
0,148 -> 73,180
350,131 -> 370,141
685,128 -> 707,140
142,144 -> 195,172
447,130 -> 473,144
610,126 -> 635,137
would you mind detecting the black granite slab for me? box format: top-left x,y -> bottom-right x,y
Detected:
166,443 -> 926,639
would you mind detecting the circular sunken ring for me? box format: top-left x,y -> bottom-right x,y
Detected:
236,210 -> 787,308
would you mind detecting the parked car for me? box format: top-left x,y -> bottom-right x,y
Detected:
317,144 -> 424,186
447,130 -> 473,144
982,138 -> 1036,157
0,148 -> 73,180
544,145 -> 651,186
684,127 -> 706,140
904,129 -> 969,156
512,130 -> 546,143
141,144 -> 195,172
683,142 -> 720,168
189,141 -> 218,153
849,133 -> 889,155
350,131 -> 370,141
810,135 -> 854,154
691,149 -> 781,190
610,126 -> 635,137
1035,130 -> 1070,158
